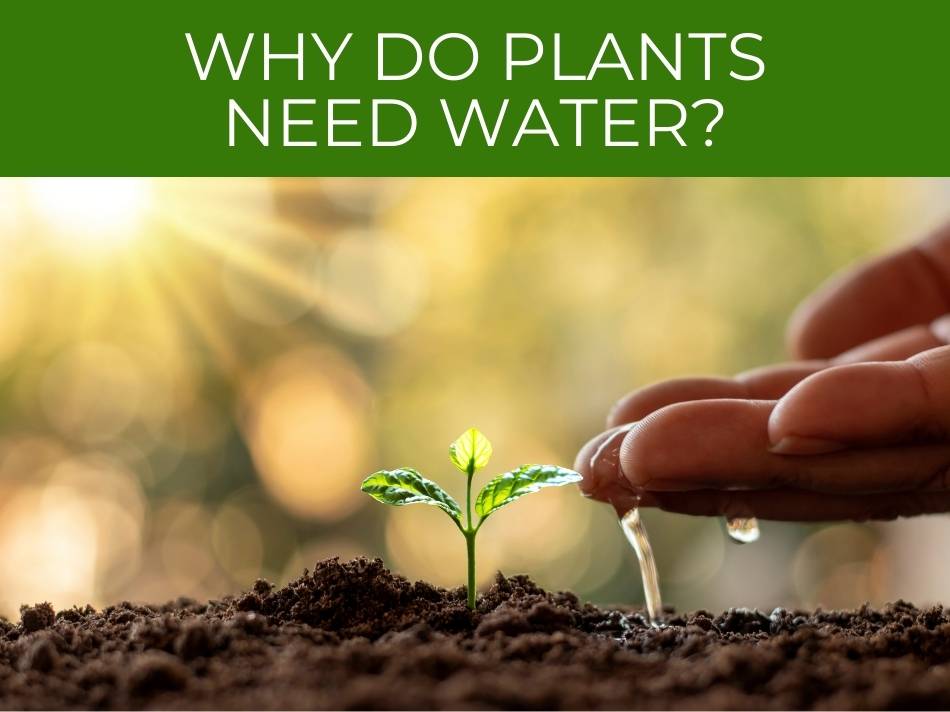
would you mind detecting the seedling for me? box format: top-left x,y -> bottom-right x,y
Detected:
361,427 -> 582,609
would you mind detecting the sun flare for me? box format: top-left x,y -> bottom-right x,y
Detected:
24,178 -> 154,258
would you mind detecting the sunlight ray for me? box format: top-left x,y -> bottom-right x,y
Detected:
167,211 -> 329,315
146,239 -> 244,379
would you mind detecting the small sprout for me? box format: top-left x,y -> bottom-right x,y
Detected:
449,427 -> 493,474
361,427 -> 581,609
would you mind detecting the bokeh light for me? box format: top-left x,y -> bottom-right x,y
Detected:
212,502 -> 264,586
40,342 -> 144,443
0,453 -> 146,617
792,524 -> 885,609
0,486 -> 99,615
241,346 -> 373,521
220,232 -> 323,326
321,228 -> 428,337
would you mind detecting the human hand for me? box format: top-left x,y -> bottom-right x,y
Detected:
576,223 -> 950,521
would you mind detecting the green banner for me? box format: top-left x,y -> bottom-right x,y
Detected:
2,1 -> 948,176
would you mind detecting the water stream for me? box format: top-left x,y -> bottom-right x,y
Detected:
592,424 -> 761,626
619,505 -> 662,625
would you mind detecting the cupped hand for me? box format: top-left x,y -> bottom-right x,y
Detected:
576,223 -> 950,521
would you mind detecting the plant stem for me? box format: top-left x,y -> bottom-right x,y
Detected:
465,466 -> 476,609
465,531 -> 476,609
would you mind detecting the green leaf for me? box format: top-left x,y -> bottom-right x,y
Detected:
475,464 -> 582,523
361,468 -> 462,525
449,427 -> 493,474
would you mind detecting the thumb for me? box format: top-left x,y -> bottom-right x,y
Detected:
769,342 -> 950,454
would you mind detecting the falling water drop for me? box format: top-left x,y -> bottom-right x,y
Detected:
725,516 -> 760,544
619,505 -> 662,625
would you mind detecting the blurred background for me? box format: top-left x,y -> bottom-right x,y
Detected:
0,177 -> 948,619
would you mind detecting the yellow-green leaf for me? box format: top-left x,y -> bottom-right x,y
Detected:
361,468 -> 462,525
475,464 -> 582,522
449,427 -> 493,474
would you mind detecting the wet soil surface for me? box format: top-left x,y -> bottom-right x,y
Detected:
3,557 -> 950,710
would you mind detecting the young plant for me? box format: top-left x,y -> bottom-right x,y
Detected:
360,427 -> 582,609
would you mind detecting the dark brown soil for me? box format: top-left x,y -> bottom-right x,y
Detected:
3,557 -> 950,710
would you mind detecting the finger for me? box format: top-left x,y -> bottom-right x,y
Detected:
617,399 -> 950,493
577,428 -> 705,516
607,362 -> 826,428
609,320 -> 949,430
579,425 -> 950,520
607,316 -> 950,429
608,377 -> 748,428
576,425 -> 636,506
579,411 -> 950,517
736,361 -> 827,397
771,345 -> 950,451
832,323 -> 946,364
642,488 -> 950,522
788,224 -> 950,360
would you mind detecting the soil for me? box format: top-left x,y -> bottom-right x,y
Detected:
3,558 -> 950,710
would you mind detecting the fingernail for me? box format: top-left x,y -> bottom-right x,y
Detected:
931,314 -> 950,344
770,435 -> 847,455
589,423 -> 634,473
576,425 -> 640,507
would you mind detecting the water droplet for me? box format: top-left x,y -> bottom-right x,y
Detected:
619,505 -> 662,625
725,516 -> 760,544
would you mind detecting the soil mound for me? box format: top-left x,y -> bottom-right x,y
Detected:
2,557 -> 950,709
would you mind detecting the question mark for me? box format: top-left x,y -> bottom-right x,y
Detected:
691,99 -> 724,147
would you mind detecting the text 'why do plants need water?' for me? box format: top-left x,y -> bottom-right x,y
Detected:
186,30 -> 765,150
4,4 -> 950,175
